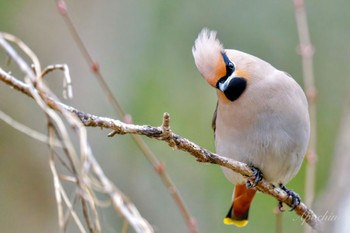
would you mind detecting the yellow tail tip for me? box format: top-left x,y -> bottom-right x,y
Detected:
223,217 -> 248,227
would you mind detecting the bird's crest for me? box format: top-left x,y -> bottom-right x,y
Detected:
192,28 -> 224,85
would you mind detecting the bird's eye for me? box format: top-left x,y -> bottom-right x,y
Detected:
221,51 -> 235,75
228,62 -> 235,70
227,62 -> 235,76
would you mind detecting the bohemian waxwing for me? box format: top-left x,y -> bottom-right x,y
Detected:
192,28 -> 310,227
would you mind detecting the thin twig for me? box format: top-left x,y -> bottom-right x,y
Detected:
121,220 -> 130,233
292,1 -> 318,233
40,64 -> 73,99
55,1 -> 198,232
48,123 -> 65,232
0,34 -> 154,233
274,206 -> 283,233
0,32 -> 41,80
48,126 -> 87,233
81,197 -> 95,233
56,0 -> 124,116
0,69 -> 322,231
0,110 -> 62,147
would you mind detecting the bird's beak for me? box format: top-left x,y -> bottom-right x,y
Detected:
216,72 -> 247,102
217,74 -> 236,92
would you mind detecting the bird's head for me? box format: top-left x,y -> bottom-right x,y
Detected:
192,28 -> 248,102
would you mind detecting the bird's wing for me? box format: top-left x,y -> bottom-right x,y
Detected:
212,101 -> 218,134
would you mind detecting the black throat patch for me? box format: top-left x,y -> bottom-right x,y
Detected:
222,77 -> 247,101
217,52 -> 247,102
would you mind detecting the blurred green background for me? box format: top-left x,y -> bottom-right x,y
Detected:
0,0 -> 349,232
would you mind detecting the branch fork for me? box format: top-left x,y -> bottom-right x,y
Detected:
160,112 -> 177,148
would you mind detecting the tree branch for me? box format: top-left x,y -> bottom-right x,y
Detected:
0,68 -> 322,231
55,2 -> 197,230
0,33 -> 153,233
293,1 -> 318,231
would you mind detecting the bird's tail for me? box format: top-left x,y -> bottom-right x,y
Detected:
223,184 -> 257,227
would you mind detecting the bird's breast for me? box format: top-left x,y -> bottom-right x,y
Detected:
214,82 -> 309,184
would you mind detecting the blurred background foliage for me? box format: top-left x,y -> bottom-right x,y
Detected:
0,0 -> 349,232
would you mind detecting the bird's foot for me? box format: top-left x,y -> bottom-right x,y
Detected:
278,184 -> 301,211
246,165 -> 263,188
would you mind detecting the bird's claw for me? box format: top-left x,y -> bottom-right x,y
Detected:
246,165 -> 263,188
278,184 -> 301,211
278,201 -> 284,212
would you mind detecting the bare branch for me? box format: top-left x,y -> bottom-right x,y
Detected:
0,33 -> 154,233
40,64 -> 73,99
0,110 -> 62,147
292,1 -> 318,232
55,1 -> 198,231
0,68 -> 323,231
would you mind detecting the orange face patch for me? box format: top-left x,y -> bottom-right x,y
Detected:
216,68 -> 249,103
207,53 -> 226,87
217,90 -> 231,104
211,54 -> 249,88
234,69 -> 249,79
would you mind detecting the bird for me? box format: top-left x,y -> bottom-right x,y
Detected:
192,28 -> 310,227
